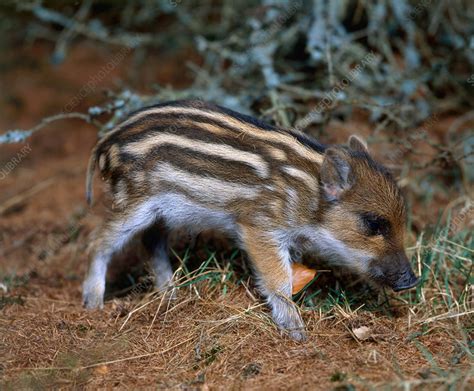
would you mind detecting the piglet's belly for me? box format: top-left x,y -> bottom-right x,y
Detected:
143,192 -> 239,236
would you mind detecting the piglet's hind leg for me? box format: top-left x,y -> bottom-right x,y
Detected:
141,223 -> 174,292
83,205 -> 158,309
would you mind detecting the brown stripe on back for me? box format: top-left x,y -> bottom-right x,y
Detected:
103,116 -> 323,181
101,117 -> 257,159
98,103 -> 323,166
121,143 -> 267,186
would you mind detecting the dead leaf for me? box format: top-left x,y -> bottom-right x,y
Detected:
352,326 -> 371,341
292,263 -> 317,294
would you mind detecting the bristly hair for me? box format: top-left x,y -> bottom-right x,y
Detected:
286,129 -> 327,154
346,147 -> 407,216
124,99 -> 328,154
346,148 -> 394,180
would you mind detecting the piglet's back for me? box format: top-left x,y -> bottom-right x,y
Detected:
86,100 -> 326,223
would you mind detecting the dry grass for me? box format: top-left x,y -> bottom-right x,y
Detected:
1,219 -> 472,390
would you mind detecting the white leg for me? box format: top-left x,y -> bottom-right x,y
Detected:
83,205 -> 158,308
82,249 -> 111,309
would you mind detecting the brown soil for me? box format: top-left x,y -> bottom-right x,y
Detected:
0,42 -> 472,390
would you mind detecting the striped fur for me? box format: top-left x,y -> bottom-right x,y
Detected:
85,100 -> 325,208
83,99 -> 418,341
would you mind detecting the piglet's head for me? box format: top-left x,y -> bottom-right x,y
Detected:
317,135 -> 419,292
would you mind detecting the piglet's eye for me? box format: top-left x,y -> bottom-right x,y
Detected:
361,213 -> 390,236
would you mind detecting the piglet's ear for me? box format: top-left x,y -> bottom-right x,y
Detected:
348,134 -> 368,154
321,148 -> 353,202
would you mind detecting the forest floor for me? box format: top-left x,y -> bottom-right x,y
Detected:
0,42 -> 472,390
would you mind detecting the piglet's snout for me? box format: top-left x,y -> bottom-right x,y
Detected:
392,268 -> 419,292
372,252 -> 420,292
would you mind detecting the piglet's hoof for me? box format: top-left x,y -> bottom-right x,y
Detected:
291,263 -> 317,294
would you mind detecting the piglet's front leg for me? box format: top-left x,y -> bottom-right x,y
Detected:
239,224 -> 306,341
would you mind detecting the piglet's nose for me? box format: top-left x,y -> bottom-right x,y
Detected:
392,273 -> 420,292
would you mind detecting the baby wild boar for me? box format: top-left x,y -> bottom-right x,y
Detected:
83,100 -> 419,340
